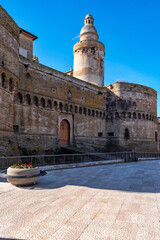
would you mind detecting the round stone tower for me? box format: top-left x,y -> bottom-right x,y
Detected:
73,14 -> 105,86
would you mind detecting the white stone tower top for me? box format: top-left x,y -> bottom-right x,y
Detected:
80,14 -> 99,41
73,14 -> 105,86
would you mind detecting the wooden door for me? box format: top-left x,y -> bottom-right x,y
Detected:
60,120 -> 70,145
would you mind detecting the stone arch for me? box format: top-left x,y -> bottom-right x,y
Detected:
70,105 -> 73,112
75,106 -> 78,113
96,111 -> 98,117
92,109 -> 95,117
84,108 -> 87,115
25,94 -> 31,105
59,102 -> 63,111
9,78 -> 14,92
115,112 -> 119,119
142,113 -> 145,120
133,112 -> 136,119
40,98 -> 45,108
1,72 -> 6,88
138,113 -> 141,119
33,96 -> 38,106
88,109 -> 91,116
121,112 -> 126,118
64,103 -> 68,112
79,107 -> 82,114
124,128 -> 130,140
54,101 -> 58,109
47,99 -> 52,109
60,119 -> 70,145
17,92 -> 23,103
128,112 -> 131,119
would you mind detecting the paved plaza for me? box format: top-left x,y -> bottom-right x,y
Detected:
0,160 -> 160,240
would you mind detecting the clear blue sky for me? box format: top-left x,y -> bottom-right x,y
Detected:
1,0 -> 160,115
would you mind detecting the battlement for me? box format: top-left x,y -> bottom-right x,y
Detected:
106,82 -> 157,98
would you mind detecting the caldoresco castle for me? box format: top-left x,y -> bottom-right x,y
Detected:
0,5 -> 159,156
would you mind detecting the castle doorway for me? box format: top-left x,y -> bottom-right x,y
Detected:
60,119 -> 70,145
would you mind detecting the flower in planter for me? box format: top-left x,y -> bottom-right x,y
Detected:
11,162 -> 34,169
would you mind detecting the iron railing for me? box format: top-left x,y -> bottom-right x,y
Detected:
0,152 -> 160,170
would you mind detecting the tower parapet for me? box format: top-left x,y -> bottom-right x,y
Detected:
73,14 -> 105,87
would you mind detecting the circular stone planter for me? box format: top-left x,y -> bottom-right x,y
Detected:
7,167 -> 40,186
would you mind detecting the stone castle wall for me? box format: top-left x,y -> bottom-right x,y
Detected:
105,82 -> 158,152
0,5 -> 159,156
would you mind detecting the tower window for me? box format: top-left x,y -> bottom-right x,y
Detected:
98,132 -> 103,137
59,102 -> 63,111
133,112 -> 136,119
155,132 -> 158,142
47,99 -> 52,109
25,94 -> 31,105
9,78 -> 14,91
40,98 -> 45,108
17,92 -> 23,103
33,96 -> 38,106
124,128 -> 130,140
13,125 -> 19,133
75,106 -> 78,113
1,73 -> 6,88
108,132 -> 114,137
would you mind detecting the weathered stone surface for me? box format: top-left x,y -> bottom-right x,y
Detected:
0,5 -> 159,155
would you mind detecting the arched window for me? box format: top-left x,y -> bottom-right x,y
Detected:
122,112 -> 126,118
64,104 -> 68,112
115,112 -> 119,119
59,102 -> 63,111
9,78 -> 14,92
1,73 -> 6,88
149,114 -> 151,120
33,96 -> 38,106
133,112 -> 136,119
25,94 -> 31,105
138,113 -> 141,119
84,108 -> 87,115
79,107 -> 82,114
96,111 -> 98,117
103,112 -> 105,118
124,128 -> 130,140
88,109 -> 91,116
142,113 -> 145,120
128,112 -> 131,119
47,99 -> 52,109
75,106 -> 78,113
54,101 -> 57,109
100,112 -> 102,118
92,110 -> 95,117
70,105 -> 73,112
40,98 -> 45,108
146,114 -> 148,120
17,92 -> 23,103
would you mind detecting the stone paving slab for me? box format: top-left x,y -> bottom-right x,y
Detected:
0,160 -> 160,240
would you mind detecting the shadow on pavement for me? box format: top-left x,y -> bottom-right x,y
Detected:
1,160 -> 160,193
